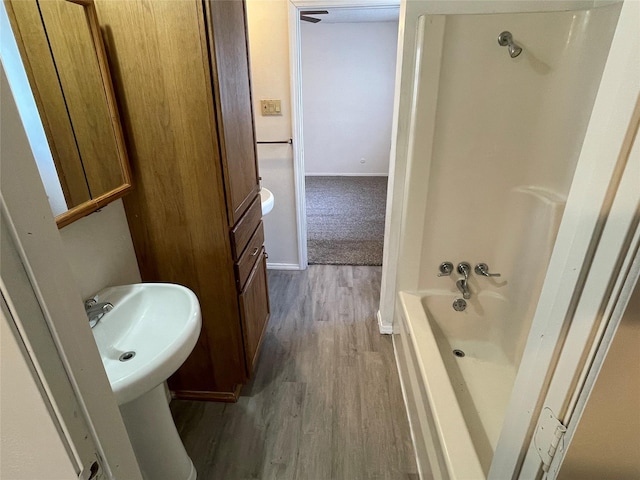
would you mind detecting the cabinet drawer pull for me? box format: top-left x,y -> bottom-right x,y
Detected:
251,247 -> 259,256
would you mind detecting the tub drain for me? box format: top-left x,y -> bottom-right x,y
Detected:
452,298 -> 467,312
453,349 -> 465,358
119,351 -> 136,362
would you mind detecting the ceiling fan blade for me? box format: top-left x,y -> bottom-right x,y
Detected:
300,10 -> 328,23
300,15 -> 322,23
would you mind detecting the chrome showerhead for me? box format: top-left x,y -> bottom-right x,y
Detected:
508,43 -> 523,58
498,31 -> 522,58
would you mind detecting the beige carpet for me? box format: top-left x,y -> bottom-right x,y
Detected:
306,176 -> 387,266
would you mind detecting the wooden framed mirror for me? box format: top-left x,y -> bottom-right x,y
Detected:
4,0 -> 131,228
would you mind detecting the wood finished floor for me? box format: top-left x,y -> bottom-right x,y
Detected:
170,265 -> 418,479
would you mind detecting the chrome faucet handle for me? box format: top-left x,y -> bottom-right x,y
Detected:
475,263 -> 501,277
457,262 -> 471,280
437,262 -> 454,277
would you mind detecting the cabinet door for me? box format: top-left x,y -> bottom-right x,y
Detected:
207,0 -> 259,225
239,249 -> 270,375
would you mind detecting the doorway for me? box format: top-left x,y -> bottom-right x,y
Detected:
290,5 -> 399,268
299,8 -> 398,266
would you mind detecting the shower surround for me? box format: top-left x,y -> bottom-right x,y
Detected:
392,3 -> 621,479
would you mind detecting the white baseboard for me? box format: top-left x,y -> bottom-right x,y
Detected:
377,310 -> 393,334
305,173 -> 389,177
267,262 -> 303,271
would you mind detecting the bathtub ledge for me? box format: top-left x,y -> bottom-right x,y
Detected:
398,291 -> 485,480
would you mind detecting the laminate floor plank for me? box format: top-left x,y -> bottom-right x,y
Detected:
359,351 -> 398,479
171,265 -> 418,479
331,364 -> 366,479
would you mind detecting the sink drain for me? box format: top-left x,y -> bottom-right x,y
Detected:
119,351 -> 136,362
453,349 -> 465,358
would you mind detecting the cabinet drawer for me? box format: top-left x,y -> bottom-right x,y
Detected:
239,250 -> 270,376
235,221 -> 264,291
230,194 -> 261,260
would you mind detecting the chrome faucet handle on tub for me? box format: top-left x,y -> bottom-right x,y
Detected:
475,263 -> 501,277
457,262 -> 471,280
437,261 -> 454,277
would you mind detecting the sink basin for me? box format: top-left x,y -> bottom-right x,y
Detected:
92,283 -> 201,405
260,187 -> 274,215
91,283 -> 201,480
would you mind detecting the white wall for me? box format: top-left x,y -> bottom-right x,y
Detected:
59,199 -> 141,299
301,21 -> 397,176
246,0 -> 300,268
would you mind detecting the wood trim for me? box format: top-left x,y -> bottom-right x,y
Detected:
56,182 -> 132,228
77,0 -> 132,190
170,385 -> 242,403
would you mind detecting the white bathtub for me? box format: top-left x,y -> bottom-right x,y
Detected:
395,290 -> 515,479
391,1 -> 620,478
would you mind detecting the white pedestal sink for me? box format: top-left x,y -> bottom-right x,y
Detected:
90,283 -> 201,480
260,187 -> 274,215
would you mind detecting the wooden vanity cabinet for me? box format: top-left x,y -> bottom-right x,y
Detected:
94,0 -> 270,401
240,250 -> 271,375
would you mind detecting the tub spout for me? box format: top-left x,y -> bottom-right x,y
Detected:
456,279 -> 471,300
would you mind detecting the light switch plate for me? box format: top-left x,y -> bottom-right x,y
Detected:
261,99 -> 282,116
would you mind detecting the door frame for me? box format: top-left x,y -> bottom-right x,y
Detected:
287,0 -> 401,280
